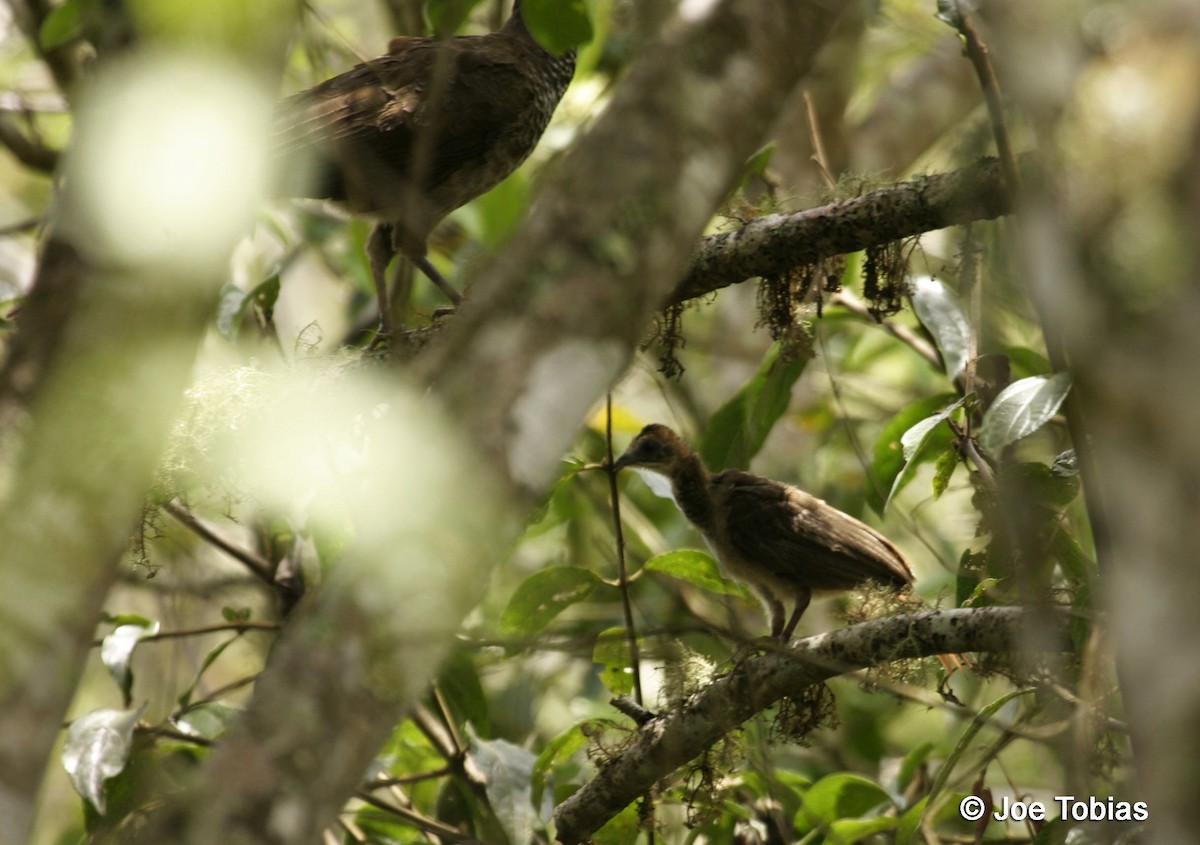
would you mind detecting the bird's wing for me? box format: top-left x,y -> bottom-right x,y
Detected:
714,471 -> 913,591
275,35 -> 530,202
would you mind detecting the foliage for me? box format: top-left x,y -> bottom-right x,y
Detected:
0,0 -> 1136,843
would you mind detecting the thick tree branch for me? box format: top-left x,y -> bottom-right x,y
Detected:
554,606 -> 1071,845
671,156 -> 1014,305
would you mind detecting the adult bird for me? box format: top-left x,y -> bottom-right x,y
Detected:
614,424 -> 914,639
275,0 -> 577,331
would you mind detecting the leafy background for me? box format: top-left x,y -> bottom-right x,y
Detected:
0,0 -> 1138,842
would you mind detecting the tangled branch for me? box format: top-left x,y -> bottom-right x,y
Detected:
554,605 -> 1069,845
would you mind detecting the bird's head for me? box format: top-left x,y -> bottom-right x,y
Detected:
613,424 -> 693,475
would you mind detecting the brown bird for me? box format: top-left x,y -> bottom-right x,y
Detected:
275,0 -> 577,329
614,424 -> 914,640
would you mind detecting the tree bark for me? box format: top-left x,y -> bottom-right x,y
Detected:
554,607 -> 1070,845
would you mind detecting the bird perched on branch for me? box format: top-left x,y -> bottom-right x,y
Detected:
614,424 -> 914,640
275,0 -> 577,330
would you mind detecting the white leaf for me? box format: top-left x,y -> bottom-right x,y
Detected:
979,373 -> 1072,455
62,705 -> 146,815
910,275 -> 972,380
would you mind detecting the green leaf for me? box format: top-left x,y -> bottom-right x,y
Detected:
499,566 -> 599,638
1003,345 -> 1052,379
101,612 -> 155,628
522,0 -> 593,54
437,649 -> 489,735
895,795 -> 928,845
931,446 -> 959,499
896,740 -> 935,793
39,0 -> 84,49
62,705 -> 146,815
828,815 -> 900,844
470,169 -> 531,247
701,342 -> 809,471
100,622 -> 159,702
909,688 -> 1036,843
644,549 -> 746,597
533,723 -> 589,805
978,372 -> 1071,456
909,275 -> 971,380
214,275 -> 280,341
796,773 -> 892,833
425,0 -> 479,36
176,636 -> 238,711
592,801 -> 641,845
593,627 -> 635,696
220,605 -> 252,623
867,392 -> 958,514
885,397 -> 968,510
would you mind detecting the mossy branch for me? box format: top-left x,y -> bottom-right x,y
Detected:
554,605 -> 1069,845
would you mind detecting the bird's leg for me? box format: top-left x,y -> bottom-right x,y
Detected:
367,222 -> 396,335
412,254 -> 463,307
780,589 -> 813,641
765,595 -> 788,640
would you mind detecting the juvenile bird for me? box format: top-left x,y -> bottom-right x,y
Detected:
614,424 -> 913,639
275,0 -> 577,329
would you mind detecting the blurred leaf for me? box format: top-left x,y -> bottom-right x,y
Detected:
171,702 -> 240,741
533,723 -> 589,805
897,741 -> 935,793
701,342 -> 809,471
999,461 -> 1080,511
354,805 -> 424,844
593,627 -> 635,696
1032,818 -> 1074,845
592,801 -> 641,845
867,392 -> 958,514
176,636 -> 238,711
979,373 -> 1071,456
796,773 -> 892,832
62,705 -> 146,815
828,815 -> 900,844
896,795 -> 928,845
220,605 -> 252,622
100,621 -> 159,703
101,612 -> 154,628
39,0 -> 84,49
522,0 -> 593,54
914,688 -> 1034,840
644,549 -> 746,597
471,169 -> 531,246
909,275 -> 971,380
500,566 -> 599,638
426,0 -> 479,36
931,446 -> 959,499
215,275 -> 280,341
438,649 -> 489,735
885,397 -> 968,510
1003,345 -> 1052,379
467,725 -> 543,845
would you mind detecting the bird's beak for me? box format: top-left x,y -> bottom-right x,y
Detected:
611,450 -> 635,473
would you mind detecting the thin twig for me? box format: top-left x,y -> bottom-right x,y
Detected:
831,288 -> 940,367
949,6 -> 1021,195
353,790 -> 474,842
91,620 -> 280,648
163,499 -> 275,585
604,394 -> 644,706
